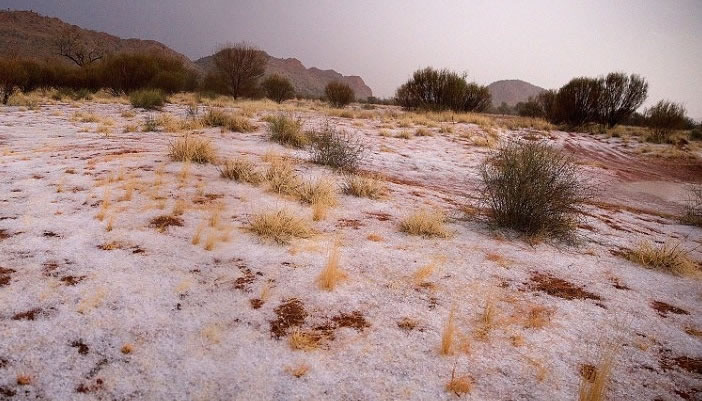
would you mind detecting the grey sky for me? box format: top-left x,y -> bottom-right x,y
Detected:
2,0 -> 701,118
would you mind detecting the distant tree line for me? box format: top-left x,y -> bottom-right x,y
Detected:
395,67 -> 491,113
0,34 -> 360,107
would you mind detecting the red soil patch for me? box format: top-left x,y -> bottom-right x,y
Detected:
529,273 -> 601,301
336,218 -> 363,229
149,215 -> 183,231
270,298 -> 307,338
0,267 -> 15,287
651,301 -> 689,317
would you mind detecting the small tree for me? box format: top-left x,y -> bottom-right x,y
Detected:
598,72 -> 648,127
394,67 -> 490,113
325,81 -> 355,108
262,74 -> 295,103
516,97 -> 544,118
552,77 -> 602,126
212,43 -> 267,99
54,28 -> 105,67
645,100 -> 688,143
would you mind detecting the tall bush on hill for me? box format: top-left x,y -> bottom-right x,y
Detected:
0,58 -> 28,103
598,73 -> 648,127
325,81 -> 355,108
395,67 -> 491,113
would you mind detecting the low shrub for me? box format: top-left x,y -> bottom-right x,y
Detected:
295,177 -> 338,207
479,141 -> 588,239
645,100 -> 688,143
168,135 -> 217,164
129,89 -> 167,110
308,122 -> 365,171
266,114 -> 308,148
265,157 -> 302,195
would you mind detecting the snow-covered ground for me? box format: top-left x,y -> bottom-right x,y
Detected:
0,100 -> 700,400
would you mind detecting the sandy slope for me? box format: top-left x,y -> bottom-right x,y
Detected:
0,101 -> 700,401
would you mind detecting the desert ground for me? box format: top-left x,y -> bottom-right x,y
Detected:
0,93 -> 701,400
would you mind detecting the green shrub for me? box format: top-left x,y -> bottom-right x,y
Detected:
325,81 -> 355,108
266,114 -> 308,148
130,89 -> 167,110
308,122 -> 365,171
480,142 -> 588,239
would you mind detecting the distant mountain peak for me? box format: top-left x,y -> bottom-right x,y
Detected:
487,79 -> 545,106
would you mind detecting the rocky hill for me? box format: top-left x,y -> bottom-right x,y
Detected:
487,79 -> 545,106
195,55 -> 372,99
0,10 -> 373,99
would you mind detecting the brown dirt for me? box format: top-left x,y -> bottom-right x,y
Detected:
12,308 -> 43,321
365,211 -> 392,221
661,355 -> 702,375
397,317 -> 422,332
0,229 -> 10,240
529,273 -> 601,301
0,267 -> 15,287
336,218 -> 363,229
149,215 -> 183,231
579,364 -> 597,383
70,340 -> 89,355
651,301 -> 689,317
270,298 -> 307,338
250,299 -> 264,309
61,275 -> 86,286
331,311 -> 370,331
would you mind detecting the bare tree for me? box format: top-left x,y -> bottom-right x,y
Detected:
55,28 -> 104,67
598,72 -> 648,127
212,43 -> 267,98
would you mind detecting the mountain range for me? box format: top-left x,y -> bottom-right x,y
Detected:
1,10 -> 546,103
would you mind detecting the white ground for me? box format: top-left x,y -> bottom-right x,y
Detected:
0,101 -> 701,401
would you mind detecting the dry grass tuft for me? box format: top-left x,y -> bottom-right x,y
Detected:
367,233 -> 384,242
625,241 -> 700,277
288,329 -> 322,351
440,308 -> 456,355
446,365 -> 473,396
265,157 -> 301,195
342,174 -> 387,199
248,209 -> 312,244
400,209 -> 449,238
578,346 -> 617,401
266,114 -> 308,148
168,135 -> 218,164
296,177 -> 338,207
201,109 -> 256,132
524,305 -> 553,329
475,300 -> 497,340
218,157 -> 263,184
316,242 -> 347,291
412,261 -> 437,286
286,363 -> 310,378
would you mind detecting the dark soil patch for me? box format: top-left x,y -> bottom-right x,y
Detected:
42,231 -> 60,238
270,298 -> 307,338
652,301 -> 689,317
336,218 -> 363,229
76,378 -> 104,394
0,386 -> 16,397
609,277 -> 630,290
193,193 -> 223,204
0,357 -> 8,369
661,355 -> 702,375
332,311 -> 370,331
61,275 -> 86,286
365,211 -> 392,221
0,267 -> 15,287
149,215 -> 183,232
250,298 -> 264,309
42,261 -> 60,277
529,273 -> 601,301
70,340 -> 89,355
0,229 -> 10,240
12,308 -> 43,321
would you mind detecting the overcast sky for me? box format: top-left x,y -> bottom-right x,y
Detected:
2,0 -> 701,118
